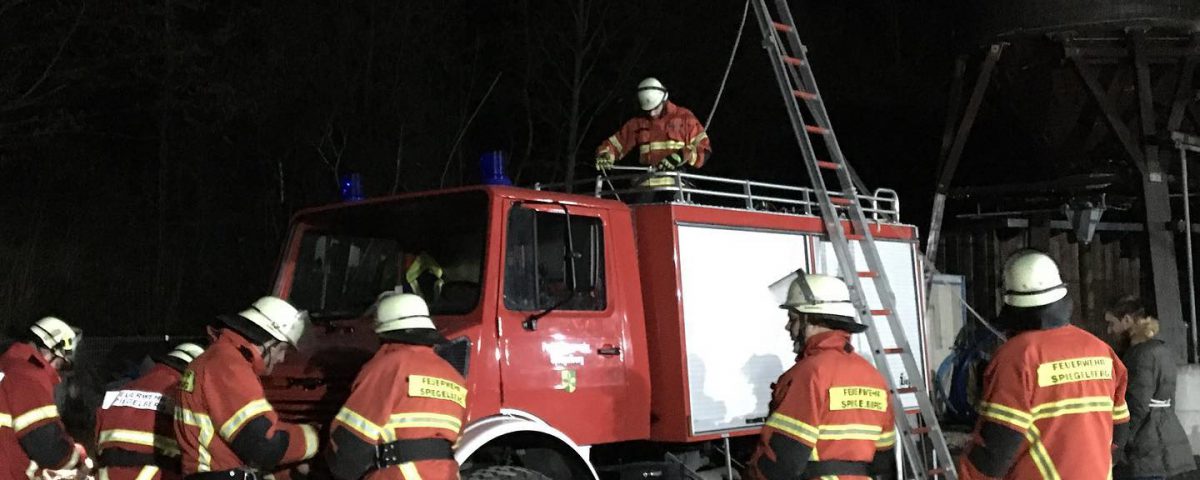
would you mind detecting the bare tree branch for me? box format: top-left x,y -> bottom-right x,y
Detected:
440,72 -> 502,188
17,0 -> 84,103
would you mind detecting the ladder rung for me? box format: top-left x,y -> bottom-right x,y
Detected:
782,56 -> 805,66
804,124 -> 829,134
910,426 -> 931,435
881,347 -> 905,354
904,408 -> 921,415
829,196 -> 853,206
929,468 -> 947,476
895,387 -> 917,394
793,89 -> 818,100
857,271 -> 879,278
871,309 -> 892,316
816,160 -> 839,170
771,21 -> 793,33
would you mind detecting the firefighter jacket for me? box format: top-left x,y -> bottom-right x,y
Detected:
326,341 -> 468,480
174,330 -> 318,475
596,101 -> 711,169
94,362 -> 185,480
748,330 -> 897,480
0,342 -> 86,479
959,325 -> 1130,480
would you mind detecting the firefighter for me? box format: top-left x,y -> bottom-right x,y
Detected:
748,272 -> 897,480
174,296 -> 319,477
326,293 -> 467,480
95,342 -> 205,480
958,249 -> 1130,479
594,77 -> 711,196
0,317 -> 91,479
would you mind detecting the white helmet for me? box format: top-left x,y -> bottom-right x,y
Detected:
778,272 -> 857,319
238,296 -> 308,346
30,317 -> 80,364
637,77 -> 668,111
1003,250 -> 1068,308
375,293 -> 436,333
165,342 -> 205,364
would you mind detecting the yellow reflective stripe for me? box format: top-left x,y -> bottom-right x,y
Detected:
979,401 -> 1032,430
0,413 -> 11,428
398,462 -> 423,480
1025,425 -> 1061,480
176,407 -> 215,472
1031,396 -> 1114,420
608,135 -> 624,155
1113,403 -> 1130,421
134,466 -> 160,480
219,398 -> 273,441
387,412 -> 463,435
300,423 -> 319,460
765,412 -> 818,445
13,405 -> 59,432
98,428 -> 181,457
638,140 -> 686,153
817,423 -> 884,441
334,406 -> 387,441
689,131 -> 708,146
875,429 -> 896,448
99,467 -> 111,480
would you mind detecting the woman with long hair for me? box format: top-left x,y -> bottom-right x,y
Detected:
1106,296 -> 1197,480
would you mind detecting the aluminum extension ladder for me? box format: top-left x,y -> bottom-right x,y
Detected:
750,1 -> 958,478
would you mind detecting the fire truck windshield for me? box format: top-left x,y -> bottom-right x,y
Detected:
286,191 -> 488,319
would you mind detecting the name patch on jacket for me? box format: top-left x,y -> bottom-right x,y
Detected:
408,375 -> 467,407
829,386 -> 887,412
1037,357 -> 1112,386
102,390 -> 166,411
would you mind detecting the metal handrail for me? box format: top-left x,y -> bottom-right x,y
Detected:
534,166 -> 901,222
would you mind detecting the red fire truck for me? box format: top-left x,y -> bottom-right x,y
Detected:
264,169 -> 928,478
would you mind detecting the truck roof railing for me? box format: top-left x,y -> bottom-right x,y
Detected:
533,165 -> 901,223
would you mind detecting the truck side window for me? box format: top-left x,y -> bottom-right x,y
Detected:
504,207 -> 607,312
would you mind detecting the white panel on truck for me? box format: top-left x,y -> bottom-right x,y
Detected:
813,238 -> 926,409
676,224 -> 808,435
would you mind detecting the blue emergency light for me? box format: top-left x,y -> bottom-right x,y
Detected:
339,173 -> 365,201
480,151 -> 513,186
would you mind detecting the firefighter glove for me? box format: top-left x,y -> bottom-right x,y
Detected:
657,150 -> 686,170
595,152 -> 615,170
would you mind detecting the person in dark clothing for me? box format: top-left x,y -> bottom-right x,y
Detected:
1106,296 -> 1198,480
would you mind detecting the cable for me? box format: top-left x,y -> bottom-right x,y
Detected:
703,0 -> 750,131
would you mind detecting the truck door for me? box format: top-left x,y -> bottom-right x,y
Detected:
496,200 -> 634,445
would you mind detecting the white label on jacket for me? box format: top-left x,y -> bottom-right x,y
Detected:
102,390 -> 166,411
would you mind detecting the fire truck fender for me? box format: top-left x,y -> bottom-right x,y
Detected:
456,408 -> 599,479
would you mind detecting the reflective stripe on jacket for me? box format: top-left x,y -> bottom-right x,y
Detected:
94,362 -> 184,480
327,342 -> 468,480
174,330 -> 317,474
959,325 -> 1130,480
748,330 -> 896,480
596,101 -> 711,168
0,342 -> 82,478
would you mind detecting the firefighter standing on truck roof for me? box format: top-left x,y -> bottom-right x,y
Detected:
594,77 -> 711,186
748,271 -> 897,480
0,316 -> 91,480
958,249 -> 1130,479
326,293 -> 467,480
94,342 -> 205,480
174,296 -> 319,478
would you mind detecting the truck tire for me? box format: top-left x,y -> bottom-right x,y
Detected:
466,466 -> 553,480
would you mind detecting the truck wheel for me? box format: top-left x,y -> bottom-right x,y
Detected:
466,466 -> 553,480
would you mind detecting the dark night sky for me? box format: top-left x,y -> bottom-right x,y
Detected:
0,1 -> 980,336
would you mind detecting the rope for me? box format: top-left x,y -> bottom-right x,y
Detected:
703,0 -> 750,131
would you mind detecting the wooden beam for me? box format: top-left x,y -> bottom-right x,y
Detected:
1069,54 -> 1148,173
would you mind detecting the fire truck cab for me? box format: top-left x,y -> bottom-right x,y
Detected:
265,170 -> 927,478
